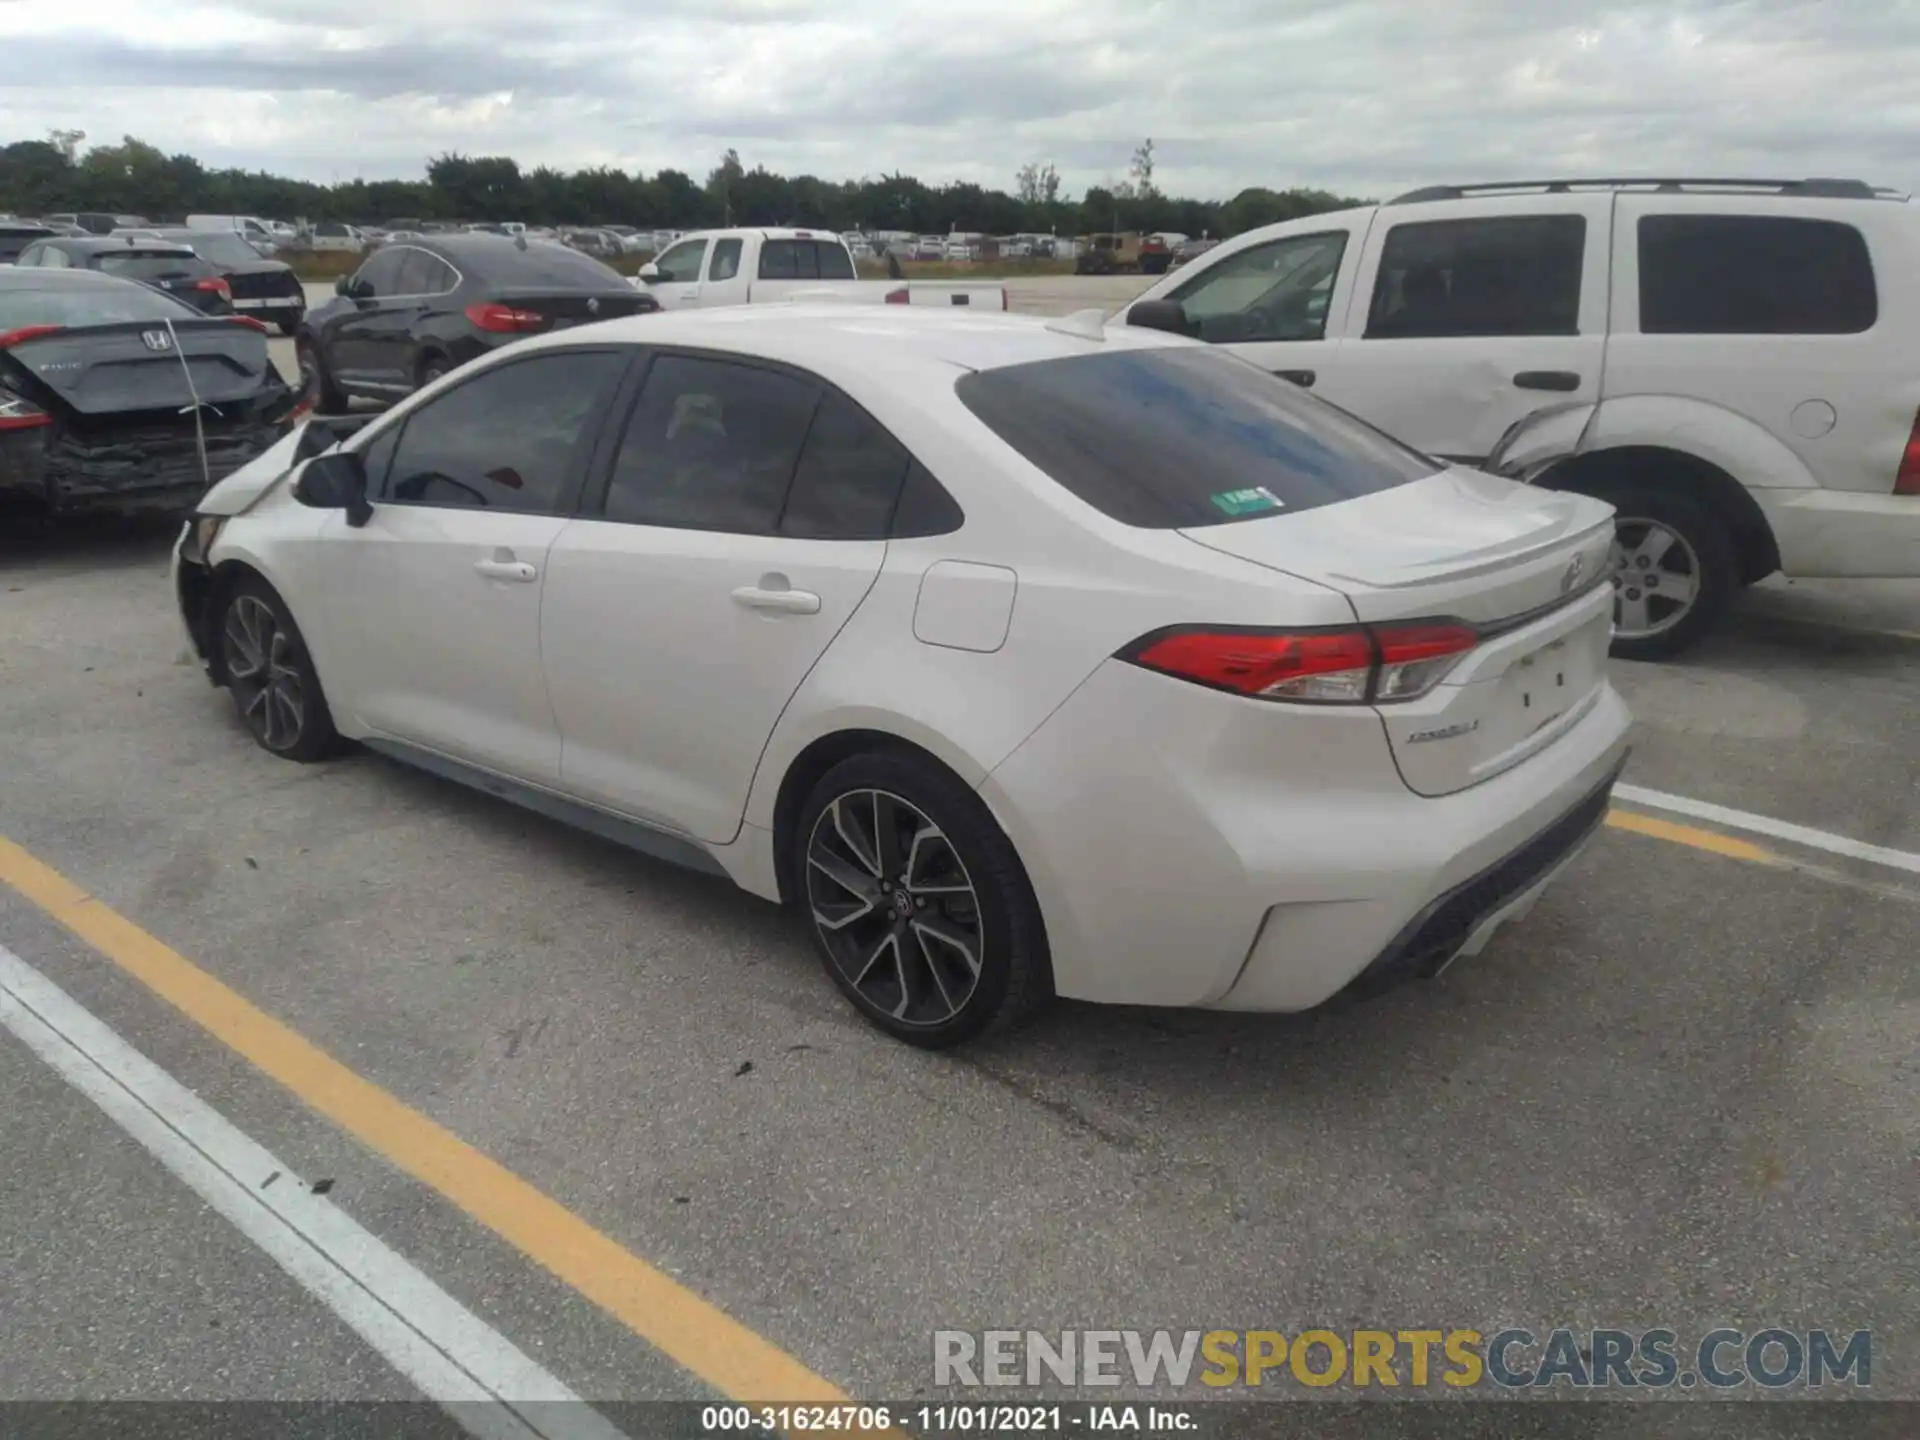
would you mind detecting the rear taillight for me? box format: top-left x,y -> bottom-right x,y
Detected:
195,277 -> 232,298
0,393 -> 50,432
1896,410 -> 1920,496
1122,621 -> 1478,704
884,287 -> 909,305
225,315 -> 269,332
466,301 -> 546,333
0,324 -> 64,349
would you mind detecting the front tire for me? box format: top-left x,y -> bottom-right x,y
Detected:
217,576 -> 342,762
794,751 -> 1051,1048
1598,486 -> 1737,661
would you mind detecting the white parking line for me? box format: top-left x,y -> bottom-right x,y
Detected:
0,944 -> 627,1440
1614,784 -> 1920,877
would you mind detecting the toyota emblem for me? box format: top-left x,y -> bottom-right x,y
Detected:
1561,553 -> 1586,593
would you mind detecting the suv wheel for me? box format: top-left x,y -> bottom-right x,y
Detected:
794,751 -> 1051,1048
218,576 -> 342,762
1601,486 -> 1737,661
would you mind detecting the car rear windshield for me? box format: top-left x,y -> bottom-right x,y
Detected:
169,232 -> 261,267
758,240 -> 857,280
954,346 -> 1440,528
0,283 -> 200,329
474,243 -> 624,288
96,252 -> 210,281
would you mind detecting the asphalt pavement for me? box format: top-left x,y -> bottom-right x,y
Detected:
1,275 -> 1914,1433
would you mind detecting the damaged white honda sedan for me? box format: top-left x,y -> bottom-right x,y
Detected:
173,305 -> 1631,1047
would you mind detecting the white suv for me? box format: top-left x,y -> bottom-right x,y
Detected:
1122,178 -> 1920,658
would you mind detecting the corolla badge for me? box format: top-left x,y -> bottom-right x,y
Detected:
1561,553 -> 1586,593
140,329 -> 172,352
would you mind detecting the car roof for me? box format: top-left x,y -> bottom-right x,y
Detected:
510,303 -> 1192,382
54,236 -> 197,254
0,266 -> 158,291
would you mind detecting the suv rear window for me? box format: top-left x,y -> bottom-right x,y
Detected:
955,347 -> 1439,529
1638,215 -> 1877,334
95,252 -> 211,282
758,240 -> 856,281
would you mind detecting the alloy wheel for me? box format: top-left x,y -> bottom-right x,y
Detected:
805,789 -> 984,1028
222,594 -> 307,751
1610,518 -> 1701,640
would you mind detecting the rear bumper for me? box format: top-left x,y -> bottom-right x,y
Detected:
980,659 -> 1634,1012
1758,488 -> 1920,578
21,419 -> 286,514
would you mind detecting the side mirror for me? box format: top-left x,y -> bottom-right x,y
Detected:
333,275 -> 354,296
637,261 -> 661,283
292,450 -> 372,527
1125,299 -> 1194,338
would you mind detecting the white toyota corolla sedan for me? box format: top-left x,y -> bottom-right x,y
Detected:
173,304 -> 1632,1047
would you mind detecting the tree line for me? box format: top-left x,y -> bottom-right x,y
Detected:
0,133 -> 1366,239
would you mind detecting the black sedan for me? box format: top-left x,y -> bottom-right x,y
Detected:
154,228 -> 306,335
13,236 -> 235,315
295,233 -> 658,409
0,269 -> 299,516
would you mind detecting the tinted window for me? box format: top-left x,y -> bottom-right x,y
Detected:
352,250 -> 406,295
758,240 -> 856,280
382,350 -> 626,513
709,238 -> 743,281
651,239 -> 707,283
174,232 -> 266,267
95,252 -> 210,282
0,280 -> 200,328
355,422 -> 402,495
1168,230 -> 1346,343
603,355 -> 819,532
780,392 -> 908,539
464,241 -> 622,288
955,347 -> 1438,529
392,248 -> 438,294
1638,215 -> 1876,335
891,460 -> 965,538
1366,215 -> 1586,339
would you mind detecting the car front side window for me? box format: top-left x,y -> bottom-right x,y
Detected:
653,239 -> 708,284
1168,231 -> 1348,344
379,350 -> 628,514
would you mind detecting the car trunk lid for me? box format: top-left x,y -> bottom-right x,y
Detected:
3,319 -> 273,416
491,287 -> 654,330
1180,467 -> 1618,796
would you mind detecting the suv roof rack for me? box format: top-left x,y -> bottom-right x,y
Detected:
1387,178 -> 1907,205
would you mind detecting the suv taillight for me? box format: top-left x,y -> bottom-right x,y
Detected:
1121,622 -> 1478,704
466,302 -> 546,333
194,277 -> 232,298
1897,410 -> 1920,496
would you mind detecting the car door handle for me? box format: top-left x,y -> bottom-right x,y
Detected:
474,559 -> 537,582
1514,370 -> 1582,392
731,584 -> 821,615
1274,369 -> 1316,387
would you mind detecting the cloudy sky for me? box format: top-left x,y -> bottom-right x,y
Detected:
1,0 -> 1917,199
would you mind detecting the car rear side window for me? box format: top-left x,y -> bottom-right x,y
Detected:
1366,215 -> 1586,338
955,346 -> 1438,529
779,391 -> 909,540
758,240 -> 856,281
602,355 -> 820,532
1637,215 -> 1877,334
380,350 -> 626,514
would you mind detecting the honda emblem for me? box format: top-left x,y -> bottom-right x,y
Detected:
1561,553 -> 1586,594
140,329 -> 172,352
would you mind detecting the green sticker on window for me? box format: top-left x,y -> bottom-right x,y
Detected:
1210,486 -> 1285,516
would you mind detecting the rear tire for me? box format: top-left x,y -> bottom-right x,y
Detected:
794,751 -> 1051,1048
1594,485 -> 1737,661
217,575 -> 342,763
295,337 -> 347,414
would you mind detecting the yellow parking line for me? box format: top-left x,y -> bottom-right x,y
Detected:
0,835 -> 849,1408
1605,808 -> 1780,865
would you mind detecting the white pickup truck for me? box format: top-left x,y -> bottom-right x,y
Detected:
633,228 -> 1008,311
